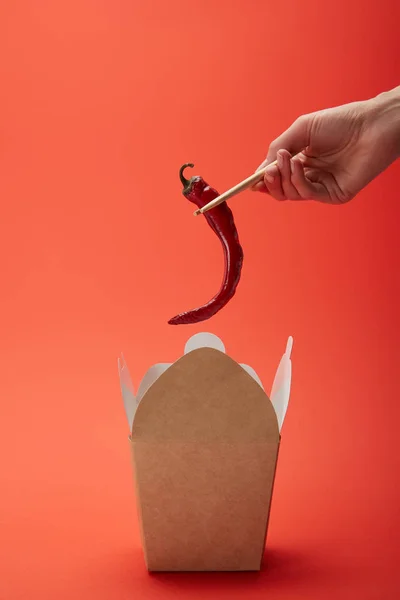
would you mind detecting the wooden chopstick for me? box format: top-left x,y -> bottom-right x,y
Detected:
193,158 -> 281,216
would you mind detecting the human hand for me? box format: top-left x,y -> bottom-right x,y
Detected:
254,86 -> 400,203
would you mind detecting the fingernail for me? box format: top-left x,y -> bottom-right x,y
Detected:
290,159 -> 295,174
265,166 -> 277,183
277,152 -> 284,169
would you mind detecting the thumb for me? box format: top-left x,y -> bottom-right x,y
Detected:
257,114 -> 313,170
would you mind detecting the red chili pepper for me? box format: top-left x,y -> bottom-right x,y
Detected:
168,164 -> 244,325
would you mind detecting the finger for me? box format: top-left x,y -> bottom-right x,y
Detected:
290,158 -> 326,200
256,114 -> 313,171
263,165 -> 286,201
251,180 -> 269,193
306,168 -> 350,204
277,150 -> 301,200
251,160 -> 282,193
251,167 -> 276,192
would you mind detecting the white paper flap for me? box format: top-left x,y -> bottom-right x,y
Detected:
240,364 -> 264,389
136,363 -> 171,404
118,354 -> 138,431
270,336 -> 293,432
184,332 -> 226,354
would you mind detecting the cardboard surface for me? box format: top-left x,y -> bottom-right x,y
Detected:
130,347 -> 280,571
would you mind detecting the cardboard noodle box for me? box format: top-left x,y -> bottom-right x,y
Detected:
118,332 -> 293,572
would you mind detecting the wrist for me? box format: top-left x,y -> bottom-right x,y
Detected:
369,86 -> 400,159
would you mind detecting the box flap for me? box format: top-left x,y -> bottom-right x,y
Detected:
185,332 -> 264,389
118,333 -> 293,432
117,354 -> 137,432
131,347 -> 280,443
270,336 -> 293,431
136,363 -> 171,404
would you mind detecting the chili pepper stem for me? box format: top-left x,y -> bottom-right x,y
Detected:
179,163 -> 195,193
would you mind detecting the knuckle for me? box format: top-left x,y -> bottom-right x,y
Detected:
293,114 -> 307,130
268,140 -> 278,154
295,183 -> 310,198
283,184 -> 299,200
291,167 -> 301,183
297,112 -> 312,123
294,113 -> 314,137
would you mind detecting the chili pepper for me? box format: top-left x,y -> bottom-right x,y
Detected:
168,163 -> 244,325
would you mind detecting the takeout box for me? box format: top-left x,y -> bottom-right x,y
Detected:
118,332 -> 293,572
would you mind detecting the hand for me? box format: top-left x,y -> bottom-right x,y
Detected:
254,86 -> 400,204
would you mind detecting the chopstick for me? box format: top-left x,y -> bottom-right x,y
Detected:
193,158 -> 280,216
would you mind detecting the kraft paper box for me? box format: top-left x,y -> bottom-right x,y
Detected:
118,332 -> 293,572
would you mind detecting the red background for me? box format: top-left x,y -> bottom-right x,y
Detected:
1,1 -> 399,599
